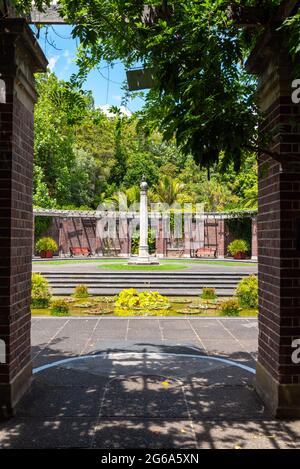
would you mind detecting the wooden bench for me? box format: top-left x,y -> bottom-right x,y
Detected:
70,247 -> 92,257
194,247 -> 217,258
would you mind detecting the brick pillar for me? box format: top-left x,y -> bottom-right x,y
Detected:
183,215 -> 192,257
119,216 -> 130,257
247,32 -> 300,417
251,216 -> 258,260
156,217 -> 166,258
217,220 -> 226,258
0,19 -> 47,418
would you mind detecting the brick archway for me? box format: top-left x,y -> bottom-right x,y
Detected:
1,4 -> 300,419
0,19 -> 47,418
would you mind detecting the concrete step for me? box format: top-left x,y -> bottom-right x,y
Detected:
48,279 -> 244,286
49,282 -> 237,289
49,287 -> 236,297
39,271 -> 251,277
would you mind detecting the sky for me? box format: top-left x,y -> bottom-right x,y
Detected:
34,25 -> 146,114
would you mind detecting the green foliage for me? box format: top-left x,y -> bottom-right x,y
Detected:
201,288 -> 217,301
131,230 -> 156,255
50,299 -> 70,316
60,0 -> 259,169
236,275 -> 258,309
32,73 -> 257,219
73,284 -> 90,298
31,273 -> 51,309
15,0 -> 300,173
220,299 -> 240,317
227,239 -> 249,256
34,216 -> 52,241
115,288 -> 170,310
36,237 -> 58,254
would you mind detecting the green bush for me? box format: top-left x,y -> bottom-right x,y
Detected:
36,237 -> 58,254
227,239 -> 249,256
201,287 -> 217,300
131,230 -> 156,255
220,299 -> 240,317
73,284 -> 89,298
31,273 -> 51,308
236,275 -> 258,309
50,299 -> 70,316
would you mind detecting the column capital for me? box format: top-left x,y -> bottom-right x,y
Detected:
0,18 -> 47,110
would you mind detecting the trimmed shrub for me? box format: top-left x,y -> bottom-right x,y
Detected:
201,287 -> 217,300
227,239 -> 249,256
236,275 -> 258,309
73,284 -> 89,298
31,273 -> 51,308
50,299 -> 70,316
36,237 -> 58,254
220,298 -> 240,317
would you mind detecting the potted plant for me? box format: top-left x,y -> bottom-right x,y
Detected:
36,237 -> 58,258
227,239 -> 249,260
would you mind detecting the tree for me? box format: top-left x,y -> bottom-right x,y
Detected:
150,175 -> 186,205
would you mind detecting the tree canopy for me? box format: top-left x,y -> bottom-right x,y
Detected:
12,0 -> 299,170
33,73 -> 257,213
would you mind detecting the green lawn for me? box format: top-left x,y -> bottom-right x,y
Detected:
32,258 -> 123,266
33,258 -> 254,268
97,262 -> 189,271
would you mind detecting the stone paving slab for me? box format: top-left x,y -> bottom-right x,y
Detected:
1,317 -> 300,449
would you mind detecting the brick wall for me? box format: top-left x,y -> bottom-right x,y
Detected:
0,19 -> 47,418
247,35 -> 300,415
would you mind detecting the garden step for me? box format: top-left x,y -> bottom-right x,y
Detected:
48,287 -> 236,297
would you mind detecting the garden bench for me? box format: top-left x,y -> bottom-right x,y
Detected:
194,247 -> 217,258
70,247 -> 92,257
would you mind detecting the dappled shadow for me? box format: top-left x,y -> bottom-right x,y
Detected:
0,340 -> 299,448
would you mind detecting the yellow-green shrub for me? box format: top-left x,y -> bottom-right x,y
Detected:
31,273 -> 51,308
73,284 -> 89,298
115,288 -> 170,310
50,299 -> 70,316
236,275 -> 258,309
220,298 -> 240,317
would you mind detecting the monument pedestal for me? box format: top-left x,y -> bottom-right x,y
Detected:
128,176 -> 160,266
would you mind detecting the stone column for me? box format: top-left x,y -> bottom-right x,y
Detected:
0,19 -> 47,418
247,31 -> 300,417
251,216 -> 258,260
138,177 -> 149,259
128,177 -> 159,264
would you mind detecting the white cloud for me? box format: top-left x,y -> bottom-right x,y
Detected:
48,56 -> 59,72
98,104 -> 132,118
63,50 -> 73,65
112,95 -> 122,102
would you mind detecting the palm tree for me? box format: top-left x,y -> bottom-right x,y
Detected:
101,186 -> 140,210
151,175 -> 185,205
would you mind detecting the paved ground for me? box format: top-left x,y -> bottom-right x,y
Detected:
33,258 -> 258,274
1,317 -> 299,449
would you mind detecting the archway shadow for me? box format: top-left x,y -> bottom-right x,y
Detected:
0,340 -> 299,449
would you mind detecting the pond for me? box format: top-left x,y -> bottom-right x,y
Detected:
31,296 -> 257,317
